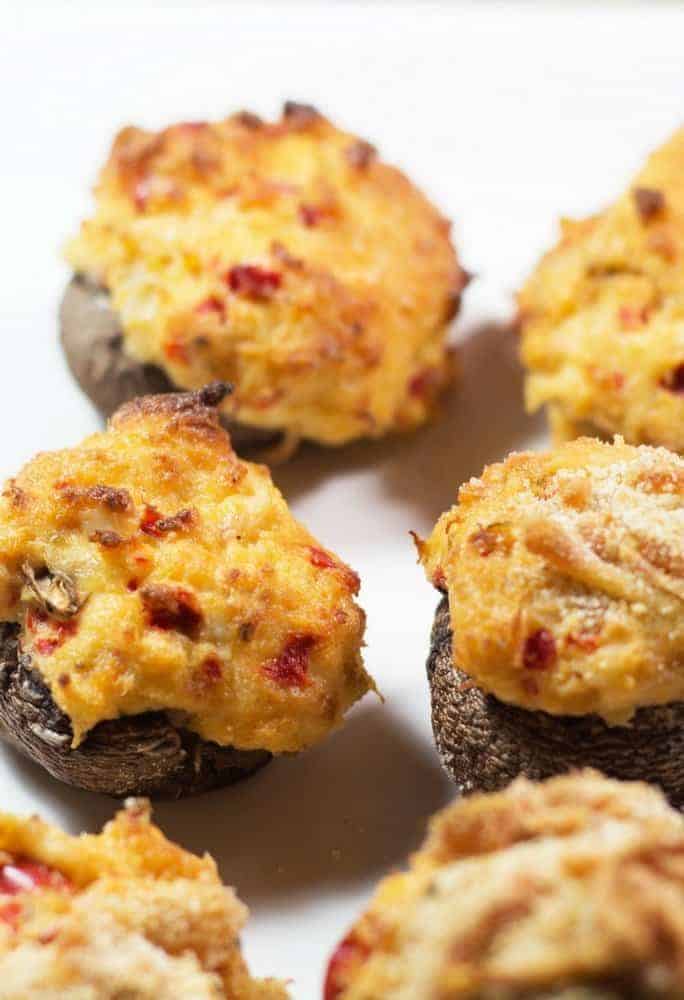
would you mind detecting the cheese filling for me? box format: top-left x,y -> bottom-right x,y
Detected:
65,107 -> 463,445
419,437 -> 684,722
0,391 -> 371,749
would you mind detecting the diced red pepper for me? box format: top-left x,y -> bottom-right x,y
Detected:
140,506 -> 165,537
522,629 -> 557,671
309,547 -> 336,570
140,506 -> 195,538
309,547 -> 360,593
342,567 -> 361,595
225,265 -> 282,301
324,931 -> 371,1000
0,858 -> 71,928
27,611 -> 78,657
164,340 -> 190,365
202,655 -> 222,684
195,295 -> 226,320
35,638 -> 60,656
263,634 -> 316,688
0,859 -> 70,897
141,585 -> 202,639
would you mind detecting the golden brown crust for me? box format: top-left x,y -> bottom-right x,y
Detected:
65,104 -> 465,446
328,772 -> 684,999
0,800 -> 287,999
111,381 -> 230,424
519,127 -> 684,451
0,389 -> 371,752
419,436 -> 684,722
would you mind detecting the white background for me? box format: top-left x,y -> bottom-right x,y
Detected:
1,2 -> 683,996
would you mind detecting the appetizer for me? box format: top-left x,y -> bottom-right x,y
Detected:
63,102 -> 466,457
0,384 -> 371,796
416,436 -> 684,801
520,127 -> 684,451
0,798 -> 286,998
325,770 -> 684,999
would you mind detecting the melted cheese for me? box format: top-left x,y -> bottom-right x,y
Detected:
520,127 -> 684,451
65,106 -> 464,445
0,800 -> 286,999
419,436 -> 684,721
333,772 -> 684,999
0,390 -> 371,750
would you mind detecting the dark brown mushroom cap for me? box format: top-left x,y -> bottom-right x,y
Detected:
60,275 -> 284,455
428,596 -> 684,806
0,623 -> 270,798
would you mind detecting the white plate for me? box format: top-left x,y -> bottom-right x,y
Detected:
1,2 -> 682,995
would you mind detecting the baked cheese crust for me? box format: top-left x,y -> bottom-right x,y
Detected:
520,127 -> 684,451
327,771 -> 684,999
65,104 -> 465,446
0,799 -> 286,999
419,437 -> 684,722
0,388 -> 371,750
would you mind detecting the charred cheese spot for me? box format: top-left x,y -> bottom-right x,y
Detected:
0,800 -> 287,998
419,437 -> 684,722
0,391 -> 371,751
520,127 -> 684,452
331,772 -> 684,999
65,105 -> 464,446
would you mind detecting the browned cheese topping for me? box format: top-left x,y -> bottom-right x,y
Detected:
0,799 -> 287,998
327,771 -> 684,999
66,105 -> 466,445
0,389 -> 371,750
420,437 -> 684,722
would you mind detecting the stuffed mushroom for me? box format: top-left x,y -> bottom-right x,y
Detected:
0,383 -> 371,797
0,797 -> 286,998
62,102 -> 467,457
325,770 -> 684,999
416,436 -> 684,802
519,127 -> 684,451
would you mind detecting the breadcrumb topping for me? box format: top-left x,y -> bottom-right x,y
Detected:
65,105 -> 464,445
419,436 -> 684,721
0,800 -> 287,998
519,127 -> 684,451
0,390 -> 371,750
328,771 -> 684,999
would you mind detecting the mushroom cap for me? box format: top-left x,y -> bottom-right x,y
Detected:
428,595 -> 684,805
0,622 -> 270,798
